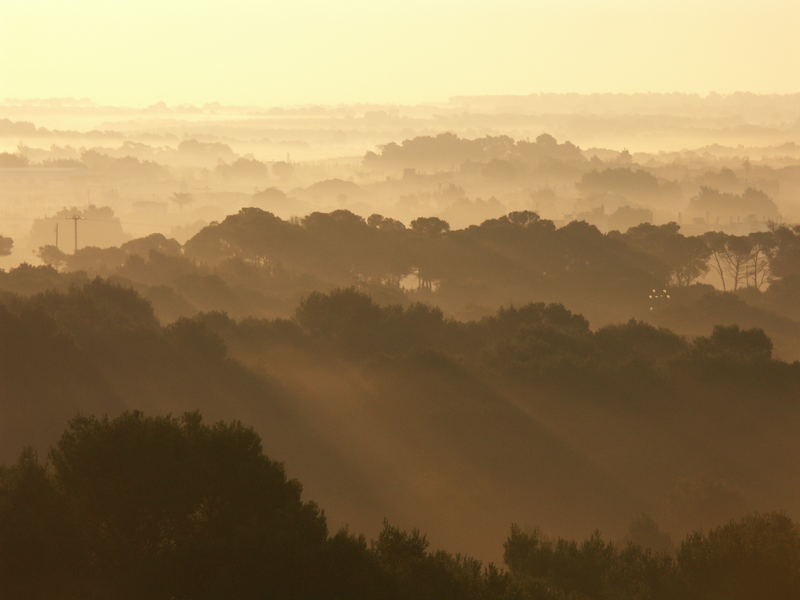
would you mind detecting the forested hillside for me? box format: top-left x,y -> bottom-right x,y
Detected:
14,207 -> 800,360
3,280 -> 800,561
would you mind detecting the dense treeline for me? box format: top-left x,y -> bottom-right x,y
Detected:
21,207 -> 800,358
6,127 -> 800,274
364,132 -> 586,173
2,280 -> 800,558
2,411 -> 800,600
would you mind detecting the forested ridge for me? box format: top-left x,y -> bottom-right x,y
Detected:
2,278 -> 800,569
16,206 -> 800,361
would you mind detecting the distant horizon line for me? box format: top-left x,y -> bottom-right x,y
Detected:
4,91 -> 800,111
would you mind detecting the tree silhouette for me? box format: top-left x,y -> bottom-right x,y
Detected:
0,235 -> 12,256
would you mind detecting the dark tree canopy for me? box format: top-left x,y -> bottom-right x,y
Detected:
3,413 -> 800,600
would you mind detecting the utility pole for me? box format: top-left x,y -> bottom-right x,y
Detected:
70,214 -> 81,254
54,222 -> 59,250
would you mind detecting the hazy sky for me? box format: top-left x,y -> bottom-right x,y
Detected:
2,0 -> 798,106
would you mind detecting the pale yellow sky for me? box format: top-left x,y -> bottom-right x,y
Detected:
1,0 -> 798,106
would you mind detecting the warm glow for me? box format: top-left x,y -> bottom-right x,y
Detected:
2,0 -> 798,106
